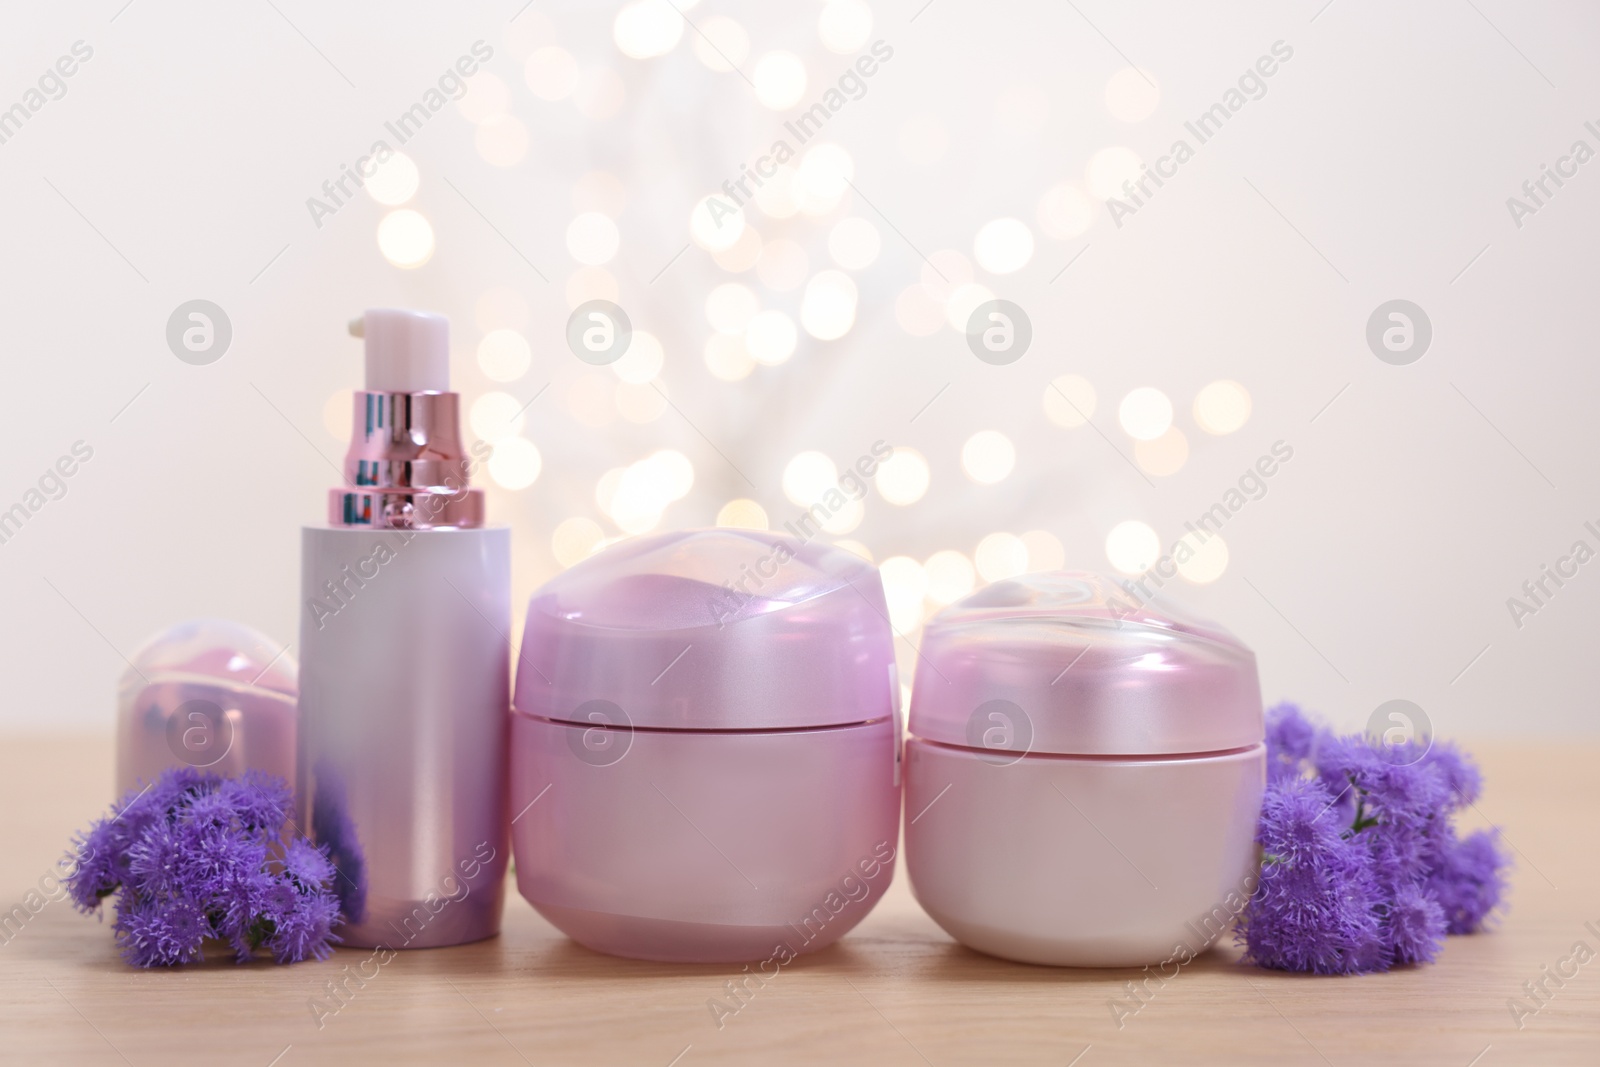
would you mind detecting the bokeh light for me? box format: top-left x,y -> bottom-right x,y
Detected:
606,449 -> 694,534
476,329 -> 532,382
1175,531 -> 1229,583
1042,374 -> 1097,428
712,225 -> 764,272
612,330 -> 664,384
1020,529 -> 1065,571
322,390 -> 350,442
364,152 -> 418,206
474,116 -> 529,167
943,282 -> 994,332
975,532 -> 1029,582
691,195 -> 745,251
1118,387 -> 1173,440
1036,182 -> 1094,239
645,449 -> 695,500
961,431 -> 1016,484
693,16 -> 750,72
828,217 -> 881,270
924,549 -> 976,605
796,144 -> 854,213
1194,380 -> 1252,435
745,310 -> 798,365
551,517 -> 604,567
1105,67 -> 1161,122
376,209 -> 434,269
565,266 -> 619,309
801,270 -> 858,340
614,1 -> 684,59
875,447 -> 930,506
525,46 -> 579,100
820,497 -> 864,535
706,282 -> 759,335
704,333 -> 756,381
717,498 -> 768,530
753,51 -> 807,109
456,72 -> 509,124
973,217 -> 1034,274
1086,146 -> 1143,200
565,212 -> 620,265
469,391 -> 526,442
783,451 -> 838,506
487,437 -> 542,490
879,556 -> 928,633
1106,520 -> 1160,574
818,0 -> 873,53
1134,427 -> 1189,477
834,539 -> 873,563
753,166 -> 803,219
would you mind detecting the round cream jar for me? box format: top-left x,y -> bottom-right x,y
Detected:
904,573 -> 1265,967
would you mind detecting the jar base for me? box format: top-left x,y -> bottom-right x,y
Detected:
922,905 -> 1214,968
531,900 -> 841,964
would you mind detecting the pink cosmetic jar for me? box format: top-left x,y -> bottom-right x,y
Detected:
509,529 -> 902,963
115,619 -> 298,796
904,573 -> 1265,967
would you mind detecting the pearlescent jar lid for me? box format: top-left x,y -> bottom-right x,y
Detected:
118,618 -> 297,709
514,529 -> 896,731
908,572 -> 1262,756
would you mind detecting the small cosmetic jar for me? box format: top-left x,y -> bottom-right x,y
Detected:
510,529 -> 902,963
904,573 -> 1265,967
115,619 -> 298,796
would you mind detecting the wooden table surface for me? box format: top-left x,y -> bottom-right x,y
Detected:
1,736 -> 1595,1066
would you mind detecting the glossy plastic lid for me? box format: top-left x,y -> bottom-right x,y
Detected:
118,618 -> 298,711
514,529 -> 896,731
908,572 -> 1262,756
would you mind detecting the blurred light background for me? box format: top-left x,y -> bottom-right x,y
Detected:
1,0 -> 1597,736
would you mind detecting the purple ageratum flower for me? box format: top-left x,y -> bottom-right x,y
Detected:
1237,775 -> 1386,975
1429,828 -> 1508,934
1418,740 -> 1483,811
117,893 -> 210,968
1239,706 -> 1509,974
1264,702 -> 1319,782
1383,880 -> 1447,965
64,767 -> 341,967
1363,758 -> 1453,833
262,838 -> 342,964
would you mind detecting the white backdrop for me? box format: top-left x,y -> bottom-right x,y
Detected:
1,0 -> 1595,738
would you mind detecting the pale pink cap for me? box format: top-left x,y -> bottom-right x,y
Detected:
908,572 -> 1262,756
514,529 -> 896,730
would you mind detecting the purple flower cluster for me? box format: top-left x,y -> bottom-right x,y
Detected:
64,767 -> 342,967
1237,703 -> 1509,975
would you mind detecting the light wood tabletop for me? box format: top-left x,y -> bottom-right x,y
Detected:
1,736 -> 1595,1066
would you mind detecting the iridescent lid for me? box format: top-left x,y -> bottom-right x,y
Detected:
118,618 -> 298,708
908,572 -> 1262,756
514,529 -> 896,730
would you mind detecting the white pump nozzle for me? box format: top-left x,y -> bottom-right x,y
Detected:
353,308 -> 450,392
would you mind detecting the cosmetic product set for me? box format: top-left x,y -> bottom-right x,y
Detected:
115,307 -> 1266,968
